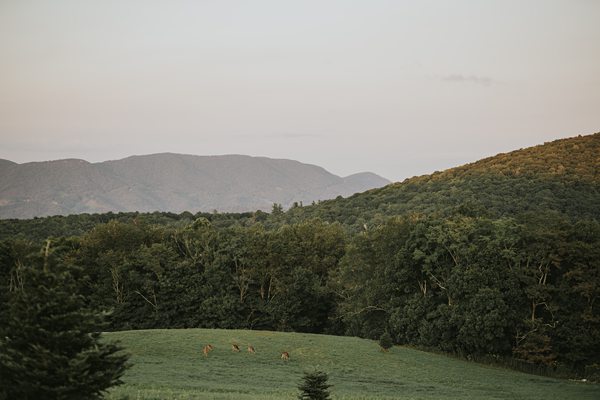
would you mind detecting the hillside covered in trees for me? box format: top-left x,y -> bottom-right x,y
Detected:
282,132 -> 600,227
1,133 -> 599,379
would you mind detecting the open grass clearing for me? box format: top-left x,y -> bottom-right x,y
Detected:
104,329 -> 598,399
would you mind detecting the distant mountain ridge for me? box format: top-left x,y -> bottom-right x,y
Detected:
0,154 -> 390,219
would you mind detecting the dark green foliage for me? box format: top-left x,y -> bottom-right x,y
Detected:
298,371 -> 332,400
332,213 -> 600,373
0,210 -> 255,242
379,331 -> 393,351
272,203 -> 284,215
0,261 -> 129,400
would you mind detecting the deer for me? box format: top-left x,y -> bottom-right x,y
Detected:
247,345 -> 256,354
281,351 -> 290,361
231,343 -> 240,352
202,344 -> 213,357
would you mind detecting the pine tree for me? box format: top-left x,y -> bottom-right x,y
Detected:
297,370 -> 332,400
0,262 -> 129,400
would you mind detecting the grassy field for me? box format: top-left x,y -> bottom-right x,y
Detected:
104,329 -> 598,400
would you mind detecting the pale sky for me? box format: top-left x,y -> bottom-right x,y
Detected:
1,0 -> 599,181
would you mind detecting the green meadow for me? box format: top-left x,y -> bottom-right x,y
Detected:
104,329 -> 598,400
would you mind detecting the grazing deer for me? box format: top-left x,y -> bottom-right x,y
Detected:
281,351 -> 290,361
232,344 -> 240,352
202,344 -> 213,357
247,345 -> 256,354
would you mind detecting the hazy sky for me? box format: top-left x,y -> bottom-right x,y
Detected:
1,0 -> 598,181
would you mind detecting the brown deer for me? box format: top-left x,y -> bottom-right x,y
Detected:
247,345 -> 256,354
202,344 -> 214,357
231,344 -> 240,352
281,351 -> 290,361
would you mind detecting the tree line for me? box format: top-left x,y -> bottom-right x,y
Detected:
1,210 -> 598,378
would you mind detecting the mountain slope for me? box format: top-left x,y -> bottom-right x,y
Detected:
284,132 -> 600,226
0,154 -> 389,219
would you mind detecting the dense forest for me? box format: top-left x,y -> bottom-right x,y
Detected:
1,133 -> 599,378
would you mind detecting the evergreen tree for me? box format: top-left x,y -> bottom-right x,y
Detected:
297,370 -> 332,400
0,262 -> 129,400
379,331 -> 394,352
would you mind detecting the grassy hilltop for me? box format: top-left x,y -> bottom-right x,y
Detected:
105,329 -> 598,400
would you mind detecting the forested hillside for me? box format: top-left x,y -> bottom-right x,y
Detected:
1,133 -> 599,379
282,133 -> 600,228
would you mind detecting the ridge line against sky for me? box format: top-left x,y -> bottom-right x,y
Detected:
0,152 -> 392,181
1,0 -> 599,181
